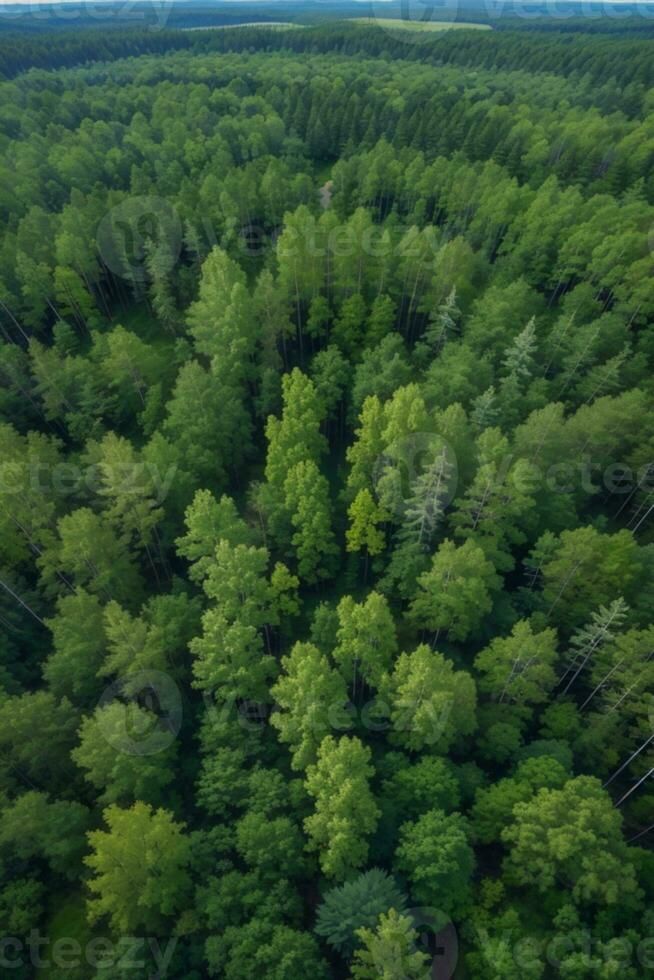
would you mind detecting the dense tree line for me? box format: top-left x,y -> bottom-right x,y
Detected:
1,15 -> 654,91
0,17 -> 652,980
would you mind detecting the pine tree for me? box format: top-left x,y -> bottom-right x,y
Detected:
415,286 -> 460,361
559,598 -> 629,696
315,870 -> 407,957
398,444 -> 455,550
470,386 -> 499,430
502,316 -> 538,380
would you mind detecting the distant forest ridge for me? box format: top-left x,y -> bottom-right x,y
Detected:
2,0 -> 654,35
1,7 -> 654,85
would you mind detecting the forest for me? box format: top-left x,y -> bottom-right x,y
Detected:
0,12 -> 653,979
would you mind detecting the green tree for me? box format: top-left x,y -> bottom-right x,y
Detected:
450,430 -> 537,572
585,626 -> 654,720
333,592 -> 398,693
191,542 -> 278,702
283,460 -> 338,583
346,395 -> 386,500
475,620 -> 559,706
351,336 -> 412,421
502,776 -> 641,906
0,792 -> 90,880
186,247 -> 247,358
38,508 -> 144,606
207,920 -> 329,980
408,538 -> 500,642
470,756 -> 570,844
306,295 -> 332,342
0,691 -> 79,794
85,803 -> 192,933
380,645 -> 477,753
366,294 -> 396,346
304,736 -> 380,879
43,590 -> 106,704
351,909 -> 430,980
72,702 -> 177,806
333,293 -> 367,359
538,527 -> 642,630
271,641 -> 348,770
86,431 -> 164,572
262,369 -> 327,545
415,286 -> 461,362
276,205 -> 325,345
346,489 -> 388,561
381,755 -> 461,823
560,598 -> 629,696
235,809 -> 306,878
163,359 -> 252,487
316,869 -> 407,957
395,809 -> 474,914
311,344 -> 350,422
101,592 -> 199,687
398,443 -> 456,551
176,490 -> 256,585
0,424 -> 63,568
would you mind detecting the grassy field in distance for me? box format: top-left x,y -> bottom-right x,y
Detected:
349,17 -> 492,30
182,22 -> 304,31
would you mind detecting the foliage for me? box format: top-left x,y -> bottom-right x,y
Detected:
315,869 -> 407,956
0,17 -> 652,978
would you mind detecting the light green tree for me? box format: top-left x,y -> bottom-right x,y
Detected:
176,490 -> 256,585
262,369 -> 327,544
346,488 -> 388,560
271,642 -> 348,770
283,460 -> 338,583
351,909 -> 430,980
502,776 -> 641,906
475,620 -> 559,706
333,592 -> 398,693
380,645 -> 477,753
304,735 -> 380,879
85,803 -> 192,934
408,538 -> 499,642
